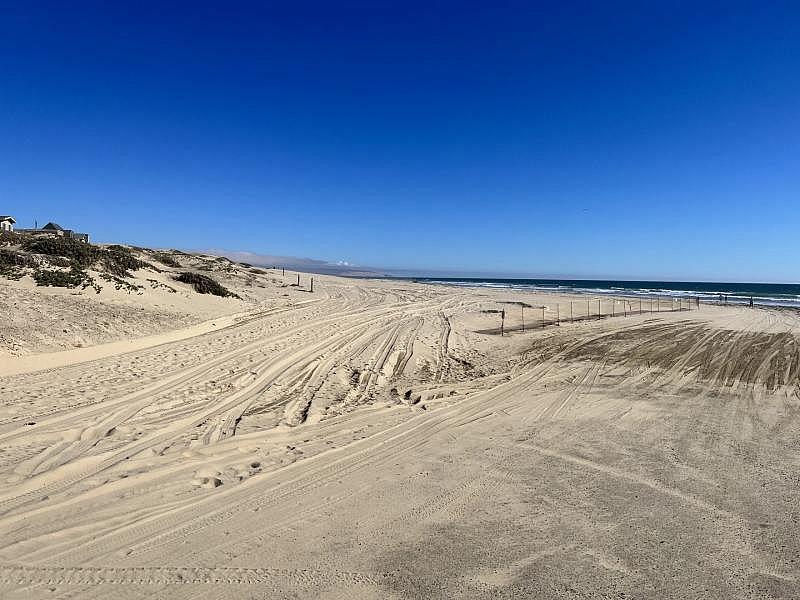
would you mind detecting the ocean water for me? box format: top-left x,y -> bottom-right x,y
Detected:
408,278 -> 800,308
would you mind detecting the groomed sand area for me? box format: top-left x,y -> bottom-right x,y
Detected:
0,261 -> 798,599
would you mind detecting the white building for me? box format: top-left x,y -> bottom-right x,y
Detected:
0,216 -> 15,233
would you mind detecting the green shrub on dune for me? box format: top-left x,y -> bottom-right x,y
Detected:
33,267 -> 100,292
22,236 -> 100,267
102,245 -> 144,277
0,249 -> 36,279
174,272 -> 240,298
152,252 -> 182,268
20,237 -> 145,277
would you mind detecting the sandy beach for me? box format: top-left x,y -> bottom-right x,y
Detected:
1,256 -> 798,599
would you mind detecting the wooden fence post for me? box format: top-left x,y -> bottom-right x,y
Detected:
521,305 -> 525,332
310,277 -> 314,293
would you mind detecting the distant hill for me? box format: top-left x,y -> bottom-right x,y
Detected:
201,249 -> 385,277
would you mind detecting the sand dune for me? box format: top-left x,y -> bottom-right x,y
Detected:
1,261 -> 798,598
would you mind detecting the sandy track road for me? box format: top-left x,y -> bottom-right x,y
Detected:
0,293 -> 452,517
1,283 -> 799,599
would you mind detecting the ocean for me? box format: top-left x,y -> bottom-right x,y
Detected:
408,278 -> 800,308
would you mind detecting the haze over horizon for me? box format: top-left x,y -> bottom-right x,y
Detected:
200,248 -> 800,285
2,2 -> 799,282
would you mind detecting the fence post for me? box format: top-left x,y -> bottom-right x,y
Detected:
297,273 -> 300,286
310,277 -> 314,293
541,306 -> 545,328
598,299 -> 601,320
557,304 -> 560,325
501,309 -> 505,336
570,301 -> 573,323
521,305 -> 525,332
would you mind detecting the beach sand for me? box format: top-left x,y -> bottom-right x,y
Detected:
0,257 -> 798,599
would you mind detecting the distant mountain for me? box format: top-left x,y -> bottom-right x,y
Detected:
200,249 -> 385,277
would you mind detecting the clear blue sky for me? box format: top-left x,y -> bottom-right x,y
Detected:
2,2 -> 799,281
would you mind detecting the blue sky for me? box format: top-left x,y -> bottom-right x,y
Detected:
1,1 -> 799,281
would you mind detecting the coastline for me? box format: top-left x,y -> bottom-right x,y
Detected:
396,276 -> 800,308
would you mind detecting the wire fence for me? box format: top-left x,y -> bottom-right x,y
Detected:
479,295 -> 700,335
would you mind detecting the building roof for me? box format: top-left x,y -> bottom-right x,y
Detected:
0,216 -> 15,223
42,222 -> 64,230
